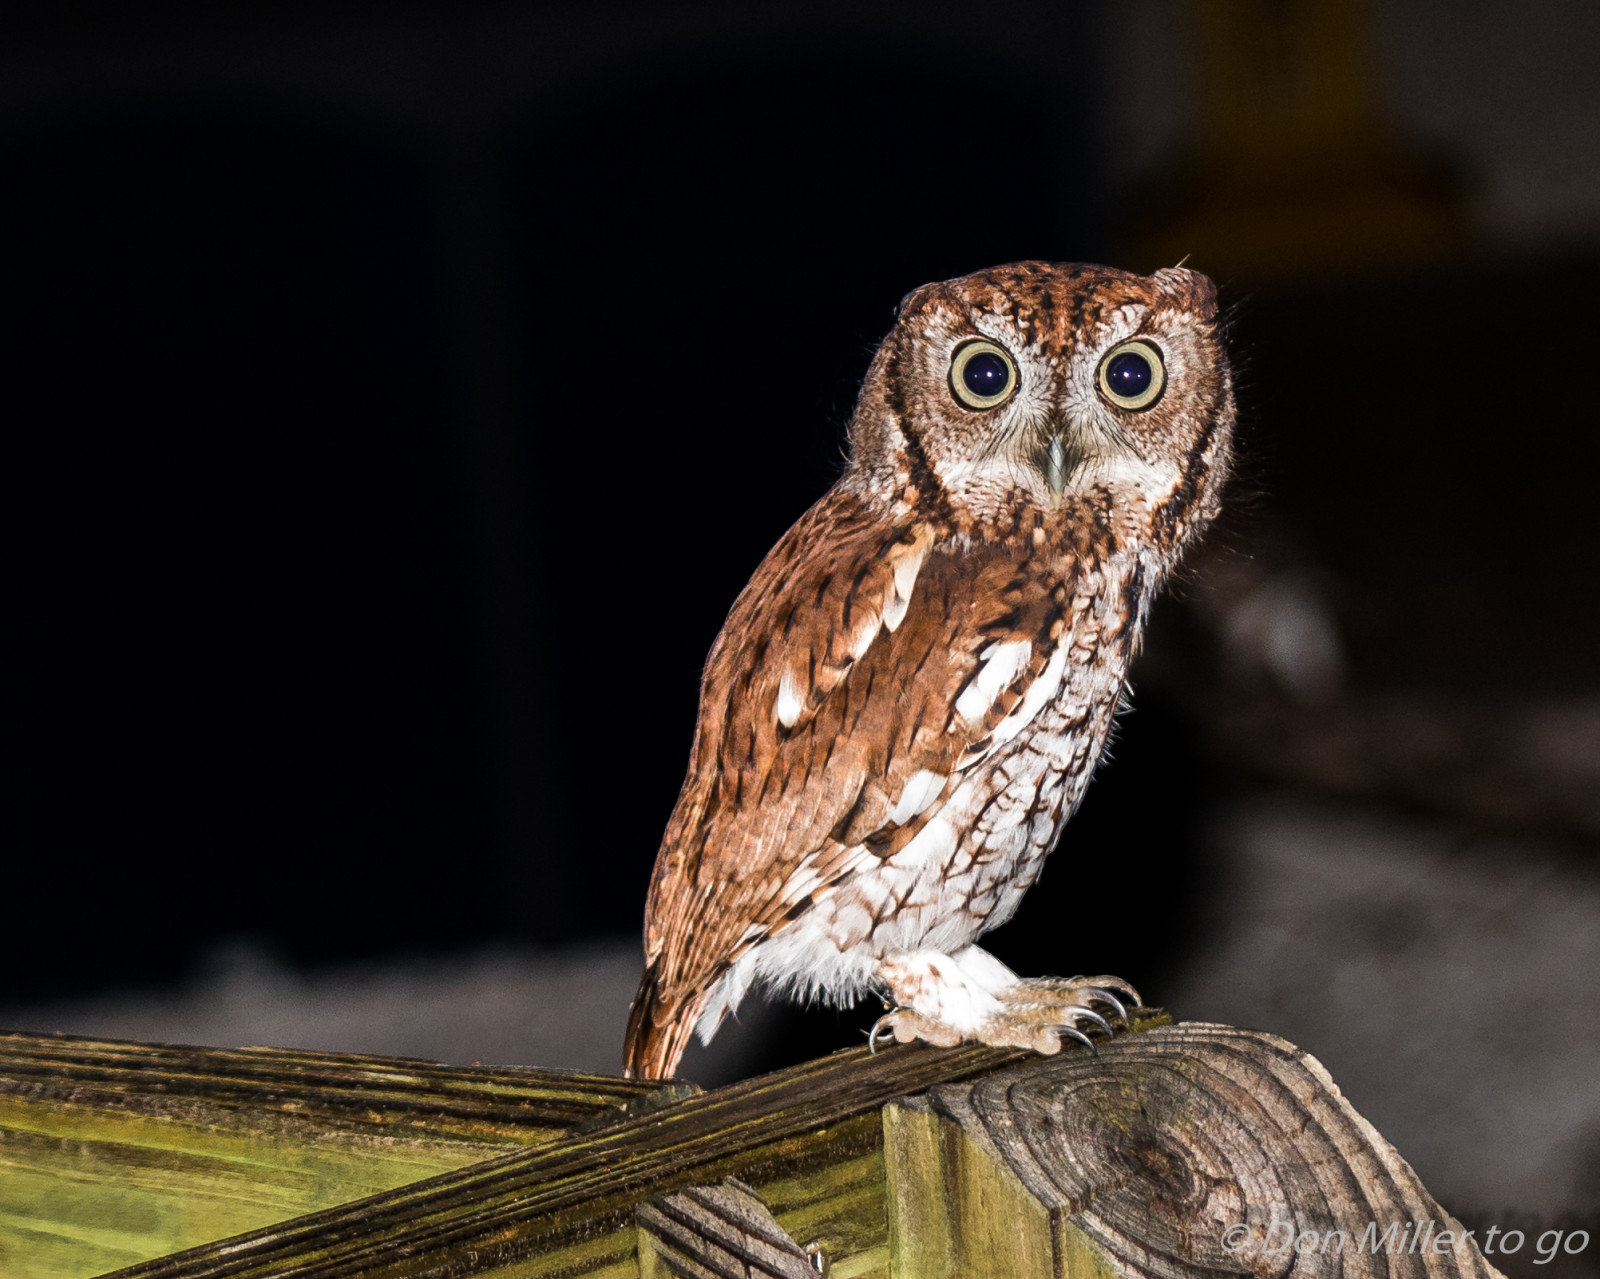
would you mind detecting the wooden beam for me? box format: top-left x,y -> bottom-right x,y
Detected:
102,1037 -> 1044,1278
637,1179 -> 816,1279
0,1031 -> 687,1141
0,1030 -> 690,1278
1,1016 -> 1505,1279
883,1023 -> 1505,1279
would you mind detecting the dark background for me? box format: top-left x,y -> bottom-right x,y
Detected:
4,4 -> 1114,1006
6,0 -> 1598,1088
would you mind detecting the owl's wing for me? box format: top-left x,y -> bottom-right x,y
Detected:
643,486 -> 1074,1017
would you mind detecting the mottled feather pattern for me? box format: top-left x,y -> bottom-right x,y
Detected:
626,262 -> 1234,1078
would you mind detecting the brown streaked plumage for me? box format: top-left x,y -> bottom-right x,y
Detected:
625,262 -> 1234,1080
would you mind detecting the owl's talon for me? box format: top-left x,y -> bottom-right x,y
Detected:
1052,1024 -> 1097,1053
867,1013 -> 901,1055
1074,975 -> 1142,1009
872,953 -> 1146,1060
1082,987 -> 1128,1025
1063,1005 -> 1113,1039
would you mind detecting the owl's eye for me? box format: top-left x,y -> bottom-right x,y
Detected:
1097,340 -> 1166,410
949,340 -> 1018,410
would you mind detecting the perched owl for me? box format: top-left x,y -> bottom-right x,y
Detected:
624,262 -> 1234,1080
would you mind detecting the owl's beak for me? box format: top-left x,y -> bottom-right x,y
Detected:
1035,417 -> 1092,498
1045,434 -> 1071,497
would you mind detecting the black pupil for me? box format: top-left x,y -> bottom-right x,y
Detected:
1105,351 -> 1153,399
962,351 -> 1010,400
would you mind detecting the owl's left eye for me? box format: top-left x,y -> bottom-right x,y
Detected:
949,340 -> 1018,410
1097,339 -> 1166,410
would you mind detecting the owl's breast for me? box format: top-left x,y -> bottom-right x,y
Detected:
814,550 -> 1147,962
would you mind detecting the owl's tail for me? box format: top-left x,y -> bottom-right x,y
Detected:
623,959 -> 700,1080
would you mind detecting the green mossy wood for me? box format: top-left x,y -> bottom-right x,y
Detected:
0,1032 -> 684,1278
0,1018 -> 1502,1279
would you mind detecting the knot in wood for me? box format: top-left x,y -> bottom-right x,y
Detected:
914,1024 -> 1504,1279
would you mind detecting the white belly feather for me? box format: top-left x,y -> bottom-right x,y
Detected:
696,552 -> 1147,1043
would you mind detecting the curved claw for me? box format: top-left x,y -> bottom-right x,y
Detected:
1063,1005 -> 1113,1039
1074,975 -> 1142,1009
1053,1024 -> 1097,1054
1081,987 -> 1128,1026
867,1013 -> 900,1055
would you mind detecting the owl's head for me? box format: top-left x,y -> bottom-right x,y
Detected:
848,261 -> 1235,550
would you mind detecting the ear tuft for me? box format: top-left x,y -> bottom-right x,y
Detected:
894,282 -> 937,320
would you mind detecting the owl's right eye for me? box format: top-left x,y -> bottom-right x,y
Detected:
949,340 -> 1018,410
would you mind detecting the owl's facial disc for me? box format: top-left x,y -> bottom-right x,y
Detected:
854,262 -> 1230,535
898,275 -> 1218,516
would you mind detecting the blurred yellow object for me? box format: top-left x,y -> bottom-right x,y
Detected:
1124,0 -> 1469,282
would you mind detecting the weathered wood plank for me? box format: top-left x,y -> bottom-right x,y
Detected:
101,1038 -> 1042,1279
884,1023 -> 1506,1279
14,1010 -> 1504,1279
883,1097 -> 1062,1279
754,1143 -> 889,1279
0,1032 -> 675,1142
637,1179 -> 814,1279
0,1031 -> 690,1279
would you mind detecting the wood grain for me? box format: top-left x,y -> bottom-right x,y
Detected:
886,1022 -> 1506,1279
5,1014 -> 1499,1279
638,1179 -> 815,1279
0,1031 -> 677,1142
0,1030 -> 689,1279
101,1039 -> 1036,1279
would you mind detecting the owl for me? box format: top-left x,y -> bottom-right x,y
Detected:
624,262 -> 1234,1080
